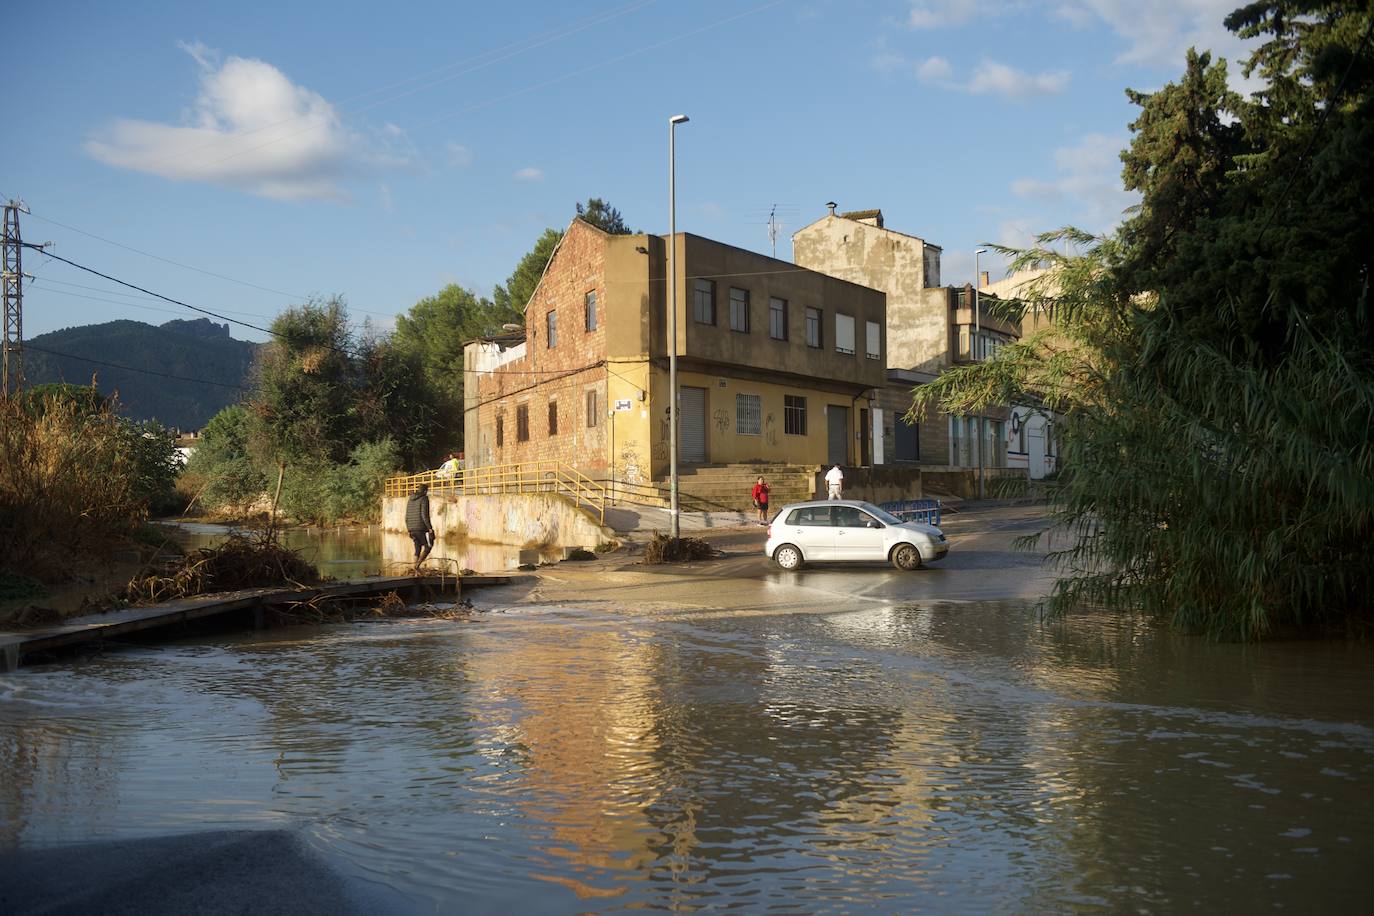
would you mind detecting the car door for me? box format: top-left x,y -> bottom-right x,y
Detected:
832,505 -> 886,561
783,506 -> 836,560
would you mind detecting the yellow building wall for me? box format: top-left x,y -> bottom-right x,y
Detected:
606,358 -> 654,485
664,368 -> 856,472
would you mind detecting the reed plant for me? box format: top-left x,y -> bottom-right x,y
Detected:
0,390 -> 151,580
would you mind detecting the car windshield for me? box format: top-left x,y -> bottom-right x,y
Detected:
861,503 -> 906,525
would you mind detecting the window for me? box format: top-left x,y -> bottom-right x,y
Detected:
834,505 -> 873,528
548,400 -> 558,436
784,395 -> 807,436
835,313 -> 856,355
866,321 -> 881,359
585,291 -> 597,331
736,394 -> 761,436
729,287 -> 750,332
805,307 -> 822,348
769,297 -> 788,340
516,405 -> 529,442
1014,414 -> 1027,454
496,413 -> 504,448
546,310 -> 558,348
950,415 -> 962,466
586,390 -> 598,427
786,506 -> 833,526
693,278 -> 716,325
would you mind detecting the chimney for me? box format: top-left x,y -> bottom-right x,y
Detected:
826,201 -> 837,216
979,270 -> 989,289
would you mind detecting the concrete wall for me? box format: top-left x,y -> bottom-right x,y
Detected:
383,492 -> 611,549
793,214 -> 938,373
920,467 -> 1028,500
810,465 -> 925,504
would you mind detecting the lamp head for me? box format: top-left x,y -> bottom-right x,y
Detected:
670,114 -> 690,124
975,248 -> 989,255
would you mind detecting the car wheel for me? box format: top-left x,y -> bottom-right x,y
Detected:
892,543 -> 922,571
774,544 -> 804,570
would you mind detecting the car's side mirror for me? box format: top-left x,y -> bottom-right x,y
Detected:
866,520 -> 881,529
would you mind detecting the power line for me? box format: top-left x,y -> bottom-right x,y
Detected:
22,243 -> 357,357
31,276 -> 286,321
24,211 -> 309,300
414,0 -> 785,131
24,342 -> 258,391
26,211 -> 403,322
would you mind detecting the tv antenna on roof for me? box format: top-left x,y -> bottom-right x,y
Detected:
767,204 -> 780,257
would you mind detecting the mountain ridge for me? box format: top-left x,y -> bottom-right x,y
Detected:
24,317 -> 260,429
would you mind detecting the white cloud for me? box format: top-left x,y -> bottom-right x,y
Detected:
967,59 -> 1069,98
879,51 -> 1067,99
915,56 -> 953,82
85,43 -> 413,201
907,0 -> 981,29
445,141 -> 473,168
1010,133 -> 1137,232
900,1 -> 1261,93
1054,0 -> 1245,69
513,167 -> 544,182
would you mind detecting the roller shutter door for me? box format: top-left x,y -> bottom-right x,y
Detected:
680,386 -> 707,463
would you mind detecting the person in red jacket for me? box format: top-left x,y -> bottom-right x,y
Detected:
751,476 -> 771,526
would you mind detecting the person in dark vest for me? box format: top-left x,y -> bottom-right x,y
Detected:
405,483 -> 435,568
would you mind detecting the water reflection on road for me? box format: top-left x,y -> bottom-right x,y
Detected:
1,590 -> 1371,911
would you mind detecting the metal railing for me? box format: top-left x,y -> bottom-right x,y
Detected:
385,460 -> 606,525
879,498 -> 943,526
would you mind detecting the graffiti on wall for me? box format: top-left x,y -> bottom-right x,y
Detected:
712,408 -> 729,433
619,440 -> 645,484
764,412 -> 777,446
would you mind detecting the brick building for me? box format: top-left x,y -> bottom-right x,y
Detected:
464,218 -> 887,485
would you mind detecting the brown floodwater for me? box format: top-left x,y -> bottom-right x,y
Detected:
1,583 -> 1371,911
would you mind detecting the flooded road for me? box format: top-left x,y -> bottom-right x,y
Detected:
2,567 -> 1371,912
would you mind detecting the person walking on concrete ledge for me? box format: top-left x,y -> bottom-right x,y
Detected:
406,483 -> 435,568
825,465 -> 844,500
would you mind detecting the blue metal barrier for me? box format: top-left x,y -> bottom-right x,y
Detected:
880,498 -> 942,526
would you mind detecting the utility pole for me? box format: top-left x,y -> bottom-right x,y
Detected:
974,247 -> 988,499
2,200 -> 28,397
767,204 -> 779,258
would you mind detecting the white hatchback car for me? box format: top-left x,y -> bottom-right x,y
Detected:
764,500 -> 948,571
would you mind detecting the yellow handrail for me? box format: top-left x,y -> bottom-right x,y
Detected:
385,459 -> 606,524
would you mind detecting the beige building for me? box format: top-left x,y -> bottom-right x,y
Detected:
464,218 -> 887,487
793,205 -> 1021,472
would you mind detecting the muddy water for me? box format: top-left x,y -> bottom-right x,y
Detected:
2,596 -> 1371,912
162,523 -> 562,578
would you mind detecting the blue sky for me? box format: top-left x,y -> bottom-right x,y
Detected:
8,0 -> 1259,340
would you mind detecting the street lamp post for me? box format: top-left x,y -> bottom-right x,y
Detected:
668,114 -> 689,539
974,247 -> 988,500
